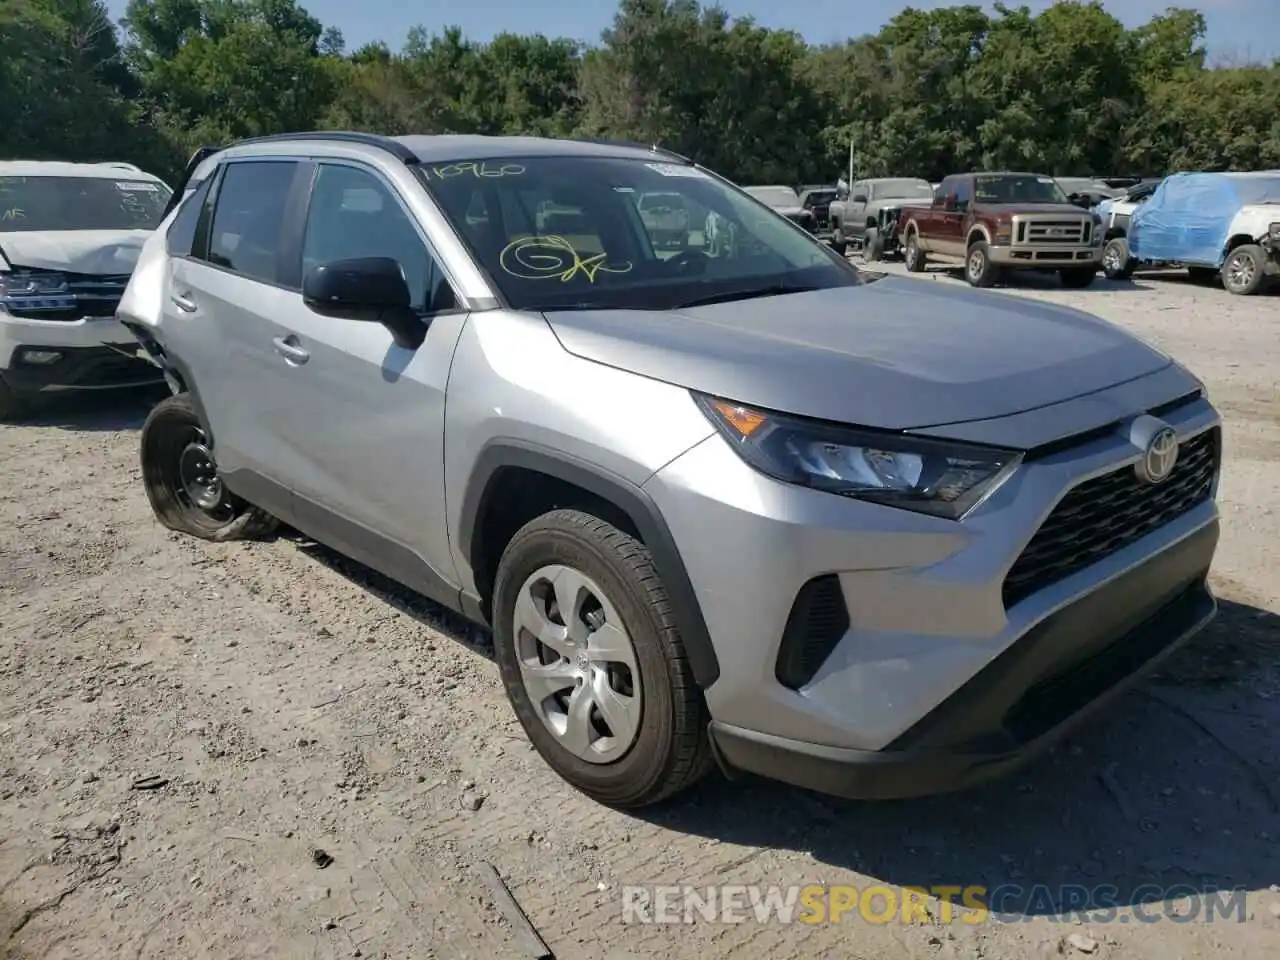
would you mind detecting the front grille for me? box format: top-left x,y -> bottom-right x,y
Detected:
1020,218 -> 1089,245
1002,427 -> 1219,608
775,575 -> 850,689
3,271 -> 129,321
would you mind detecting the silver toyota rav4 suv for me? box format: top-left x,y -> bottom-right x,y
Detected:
117,132 -> 1222,809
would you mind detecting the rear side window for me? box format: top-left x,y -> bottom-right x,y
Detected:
166,176 -> 214,256
205,161 -> 299,284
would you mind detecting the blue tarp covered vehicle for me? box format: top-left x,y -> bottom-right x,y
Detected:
1123,171 -> 1280,294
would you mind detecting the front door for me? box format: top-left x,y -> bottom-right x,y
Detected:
260,160 -> 468,596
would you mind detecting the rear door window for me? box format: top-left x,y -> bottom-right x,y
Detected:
204,161 -> 300,285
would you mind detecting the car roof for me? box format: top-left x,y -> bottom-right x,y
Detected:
0,160 -> 167,182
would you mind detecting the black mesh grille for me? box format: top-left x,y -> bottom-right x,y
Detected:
775,575 -> 850,690
1003,427 -> 1219,608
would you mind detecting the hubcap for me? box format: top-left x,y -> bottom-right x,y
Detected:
513,564 -> 642,764
968,249 -> 984,278
178,440 -> 225,511
1104,244 -> 1121,272
1226,252 -> 1255,290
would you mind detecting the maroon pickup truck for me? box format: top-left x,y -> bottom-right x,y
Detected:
896,172 -> 1104,288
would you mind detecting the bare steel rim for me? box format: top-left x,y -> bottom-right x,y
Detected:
1224,248 -> 1257,291
513,564 -> 642,764
905,235 -> 920,268
1103,240 -> 1124,273
967,245 -> 986,279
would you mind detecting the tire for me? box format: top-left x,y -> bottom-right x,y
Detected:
1059,267 -> 1096,289
139,393 -> 278,541
1221,244 -> 1267,296
863,226 -> 883,262
965,240 -> 997,287
829,221 -> 848,256
1187,266 -> 1218,285
904,231 -> 926,273
1102,236 -> 1135,280
0,376 -> 25,424
492,508 -> 713,809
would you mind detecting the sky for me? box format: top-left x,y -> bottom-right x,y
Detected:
104,0 -> 1280,64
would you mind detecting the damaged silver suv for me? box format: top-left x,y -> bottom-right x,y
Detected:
118,132 -> 1222,808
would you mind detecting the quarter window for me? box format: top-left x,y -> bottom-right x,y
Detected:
205,161 -> 300,284
302,164 -> 456,314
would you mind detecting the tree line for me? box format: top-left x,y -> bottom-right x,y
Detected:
3,0 -> 1279,188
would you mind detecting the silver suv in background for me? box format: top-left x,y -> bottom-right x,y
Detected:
0,161 -> 171,419
118,132 -> 1222,809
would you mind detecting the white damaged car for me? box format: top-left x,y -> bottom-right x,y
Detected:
0,160 -> 172,419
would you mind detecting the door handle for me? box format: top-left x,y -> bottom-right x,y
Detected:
272,335 -> 310,365
169,293 -> 197,313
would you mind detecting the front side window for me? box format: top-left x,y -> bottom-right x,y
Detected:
974,174 -> 1069,205
953,177 -> 973,212
423,157 -> 857,311
0,176 -> 172,232
206,161 -> 299,284
302,164 -> 456,313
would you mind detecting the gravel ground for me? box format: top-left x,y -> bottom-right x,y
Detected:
2,263 -> 1278,960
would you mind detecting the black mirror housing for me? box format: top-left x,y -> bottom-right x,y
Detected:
303,257 -> 411,311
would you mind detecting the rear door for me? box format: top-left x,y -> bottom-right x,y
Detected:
936,175 -> 969,256
169,158 -> 311,511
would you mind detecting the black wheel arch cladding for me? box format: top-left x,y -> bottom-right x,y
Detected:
459,441 -> 721,689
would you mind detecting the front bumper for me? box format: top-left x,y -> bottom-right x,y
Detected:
644,388 -> 1220,797
710,523 -> 1216,799
989,244 -> 1102,267
1,313 -> 162,392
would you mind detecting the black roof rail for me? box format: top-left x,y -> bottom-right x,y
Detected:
231,130 -> 419,164
571,138 -> 693,165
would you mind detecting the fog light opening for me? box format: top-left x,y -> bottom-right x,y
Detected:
19,349 -> 64,365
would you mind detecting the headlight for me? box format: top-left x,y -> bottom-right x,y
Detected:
1269,221 -> 1280,238
694,394 -> 1022,520
0,271 -> 70,298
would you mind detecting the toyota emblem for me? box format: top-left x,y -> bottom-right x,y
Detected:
1139,427 -> 1179,484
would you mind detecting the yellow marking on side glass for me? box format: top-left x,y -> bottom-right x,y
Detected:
499,235 -> 633,283
426,161 -> 525,181
1,208 -> 25,221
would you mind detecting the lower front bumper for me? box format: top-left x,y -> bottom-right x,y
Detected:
989,245 -> 1103,267
1,344 -> 163,393
709,520 -> 1218,800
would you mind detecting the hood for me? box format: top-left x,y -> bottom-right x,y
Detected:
542,277 -> 1171,432
0,229 -> 152,275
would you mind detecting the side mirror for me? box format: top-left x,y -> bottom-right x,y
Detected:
1067,193 -> 1090,209
304,256 -> 410,310
303,256 -> 424,350
851,194 -> 868,205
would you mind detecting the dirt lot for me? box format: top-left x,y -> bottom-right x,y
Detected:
2,264 -> 1279,960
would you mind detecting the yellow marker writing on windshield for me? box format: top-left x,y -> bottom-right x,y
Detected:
499,235 -> 632,283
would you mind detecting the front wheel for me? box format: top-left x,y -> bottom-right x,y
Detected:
1102,236 -> 1135,280
139,393 -> 278,541
965,240 -> 997,287
904,232 -> 926,272
1221,244 -> 1267,296
829,222 -> 848,256
1060,267 -> 1097,289
863,226 -> 883,262
492,509 -> 713,808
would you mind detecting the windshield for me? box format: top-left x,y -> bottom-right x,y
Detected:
0,176 -> 172,232
873,179 -> 934,200
743,186 -> 799,208
422,156 -> 858,311
974,174 -> 1069,205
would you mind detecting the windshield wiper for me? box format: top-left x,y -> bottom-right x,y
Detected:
672,283 -> 823,308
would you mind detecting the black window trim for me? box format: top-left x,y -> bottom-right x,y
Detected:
299,157 -> 466,318
187,158 -> 312,292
